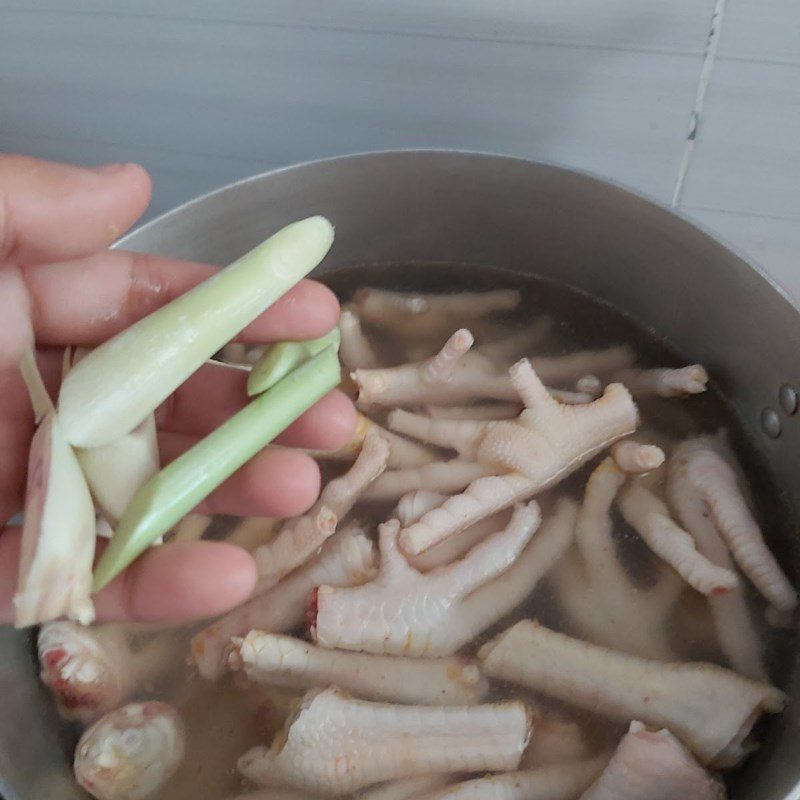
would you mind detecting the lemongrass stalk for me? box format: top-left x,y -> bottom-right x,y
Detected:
59,216 -> 334,448
61,347 -> 73,384
77,414 -> 160,524
247,328 -> 340,396
93,346 -> 340,590
15,412 -> 97,627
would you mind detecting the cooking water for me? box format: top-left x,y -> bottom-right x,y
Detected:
50,264 -> 795,799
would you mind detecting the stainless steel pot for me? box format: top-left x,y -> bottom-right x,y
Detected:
2,151 -> 798,799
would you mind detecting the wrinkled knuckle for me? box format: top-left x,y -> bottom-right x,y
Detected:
126,251 -> 169,322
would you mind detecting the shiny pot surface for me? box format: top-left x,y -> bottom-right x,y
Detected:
2,151 -> 798,799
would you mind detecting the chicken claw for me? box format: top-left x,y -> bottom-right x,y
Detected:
312,503 -> 540,656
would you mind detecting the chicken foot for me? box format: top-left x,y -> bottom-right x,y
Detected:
353,330 -> 521,407
354,288 -> 521,340
669,435 -> 796,612
312,502 -> 540,656
580,721 -> 725,800
237,687 -> 531,795
230,631 -> 489,705
254,433 -> 389,590
667,437 -> 779,680
74,701 -> 185,800
479,619 -> 785,766
339,309 -> 380,370
191,525 -> 376,680
38,622 -> 179,724
364,460 -> 493,503
476,317 -> 553,362
416,758 -> 608,800
618,479 -> 738,595
610,364 -> 709,399
399,360 -> 637,554
302,412 -> 438,469
552,447 -> 685,660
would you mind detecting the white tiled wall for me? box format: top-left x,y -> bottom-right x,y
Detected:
0,1 -> 796,298
678,1 -> 800,298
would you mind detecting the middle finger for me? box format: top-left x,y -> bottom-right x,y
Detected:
157,361 -> 356,450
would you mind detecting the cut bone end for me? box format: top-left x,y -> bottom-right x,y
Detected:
666,365 -> 710,396
74,701 -> 185,800
576,374 -> 603,396
360,429 -> 392,468
612,440 -> 665,474
38,624 -> 123,723
350,370 -> 387,404
448,328 -> 475,355
339,308 -> 359,329
423,329 -> 475,384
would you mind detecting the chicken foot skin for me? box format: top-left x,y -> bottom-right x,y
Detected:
191,525 -> 376,680
230,631 -> 489,705
38,622 -> 178,724
399,360 -> 637,554
553,447 -> 686,660
353,330 -> 520,407
668,436 -> 780,680
353,288 -> 521,341
339,308 -> 380,370
237,687 -> 531,795
358,776 -> 454,800
254,433 -> 389,591
619,479 -> 738,596
580,721 -> 725,800
611,365 -> 709,398
669,435 -> 796,612
74,702 -> 185,800
312,503 -> 540,656
416,757 -> 608,800
479,620 -> 784,766
364,460 -> 493,503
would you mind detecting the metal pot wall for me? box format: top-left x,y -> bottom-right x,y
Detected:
1,151 -> 797,799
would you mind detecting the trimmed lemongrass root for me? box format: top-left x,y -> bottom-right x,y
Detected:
77,414 -> 160,524
92,347 -> 340,590
15,412 -> 97,627
247,328 -> 340,396
59,216 -> 334,448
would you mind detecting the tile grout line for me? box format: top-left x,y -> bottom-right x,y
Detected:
681,203 -> 800,224
671,0 -> 727,207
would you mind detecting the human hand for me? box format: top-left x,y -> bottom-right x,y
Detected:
0,155 -> 356,625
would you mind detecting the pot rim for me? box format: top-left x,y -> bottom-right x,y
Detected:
118,147 -> 800,318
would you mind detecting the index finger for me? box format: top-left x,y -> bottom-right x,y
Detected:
23,249 -> 340,345
0,156 -> 151,266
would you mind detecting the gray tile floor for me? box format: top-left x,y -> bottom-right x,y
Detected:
0,1 -> 796,299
